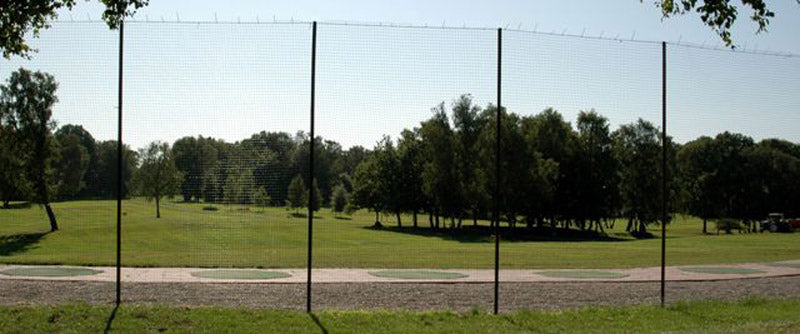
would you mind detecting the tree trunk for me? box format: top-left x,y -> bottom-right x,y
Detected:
396,212 -> 402,228
413,210 -> 418,228
375,211 -> 379,224
2,200 -> 9,209
435,214 -> 440,229
428,212 -> 434,228
473,215 -> 477,226
156,197 -> 161,218
45,203 -> 58,231
702,219 -> 707,234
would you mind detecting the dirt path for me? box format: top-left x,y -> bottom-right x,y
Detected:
1,261 -> 799,283
2,276 -> 799,311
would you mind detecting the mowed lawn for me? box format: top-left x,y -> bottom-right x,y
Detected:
1,299 -> 799,333
1,199 -> 799,269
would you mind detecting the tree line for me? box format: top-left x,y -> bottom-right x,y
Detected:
3,69 -> 799,236
351,94 -> 800,235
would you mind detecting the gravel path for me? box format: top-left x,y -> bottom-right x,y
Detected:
2,276 -> 799,311
2,261 -> 799,283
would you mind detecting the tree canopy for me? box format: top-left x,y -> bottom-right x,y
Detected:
650,0 -> 791,47
133,141 -> 181,218
1,0 -> 148,58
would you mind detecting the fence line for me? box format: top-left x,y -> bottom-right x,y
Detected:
3,19 -> 796,313
46,19 -> 800,58
101,19 -> 669,313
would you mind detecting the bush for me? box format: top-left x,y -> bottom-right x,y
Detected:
716,218 -> 743,234
252,188 -> 271,208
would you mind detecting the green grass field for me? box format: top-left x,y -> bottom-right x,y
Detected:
0,299 -> 798,333
1,199 -> 799,269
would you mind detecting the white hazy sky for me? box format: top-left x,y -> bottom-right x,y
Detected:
1,0 -> 799,149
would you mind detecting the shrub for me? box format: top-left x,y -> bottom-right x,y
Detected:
716,218 -> 743,234
252,187 -> 271,208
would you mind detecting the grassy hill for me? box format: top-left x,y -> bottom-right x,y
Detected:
1,199 -> 798,269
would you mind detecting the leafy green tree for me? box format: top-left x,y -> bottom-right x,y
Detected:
0,107 -> 29,208
308,178 -> 323,212
677,136 -> 717,233
741,142 -> 800,220
252,187 -> 271,208
54,133 -> 89,198
419,103 -> 461,228
575,110 -> 619,231
679,132 -> 753,231
199,138 -> 231,203
241,131 -> 298,206
331,184 -> 349,217
222,167 -> 255,205
337,145 -> 370,179
94,140 -> 137,199
650,0 -> 777,47
352,157 -> 384,224
1,0 -> 148,58
481,106 -> 557,229
397,129 -> 425,227
134,141 -> 181,218
452,94 -> 488,227
612,119 -> 665,235
521,108 -> 580,229
287,174 -> 306,214
55,124 -> 98,198
0,68 -> 60,231
293,135 -> 343,206
172,136 -> 218,202
0,121 -> 28,209
372,137 -> 405,226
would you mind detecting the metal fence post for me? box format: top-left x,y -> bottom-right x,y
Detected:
660,41 -> 667,307
306,21 -> 317,314
115,20 -> 124,306
493,27 -> 502,315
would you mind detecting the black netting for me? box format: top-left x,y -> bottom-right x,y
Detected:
1,21 -> 799,312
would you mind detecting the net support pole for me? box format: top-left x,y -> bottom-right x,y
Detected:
660,41 -> 667,308
306,21 -> 317,314
115,20 -> 124,306
493,27 -> 502,315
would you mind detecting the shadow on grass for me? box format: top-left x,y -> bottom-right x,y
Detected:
0,232 -> 49,256
309,313 -> 328,334
333,216 -> 352,221
103,305 -> 118,334
363,225 -> 631,243
288,213 -> 324,219
1,202 -> 32,209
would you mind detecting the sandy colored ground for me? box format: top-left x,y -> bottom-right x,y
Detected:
2,276 -> 800,311
1,261 -> 799,283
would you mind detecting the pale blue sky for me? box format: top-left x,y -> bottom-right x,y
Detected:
1,1 -> 798,149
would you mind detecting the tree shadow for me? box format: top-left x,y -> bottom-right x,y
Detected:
288,213 -> 324,219
333,216 -> 352,221
363,225 -> 631,243
0,232 -> 48,256
103,305 -> 118,334
309,313 -> 328,334
1,202 -> 32,210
